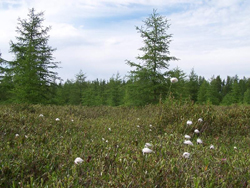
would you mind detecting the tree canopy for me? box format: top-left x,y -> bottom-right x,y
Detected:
7,8 -> 60,103
126,9 -> 178,104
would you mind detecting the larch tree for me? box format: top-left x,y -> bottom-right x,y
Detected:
8,8 -> 60,104
126,9 -> 178,104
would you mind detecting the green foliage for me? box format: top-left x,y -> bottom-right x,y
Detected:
186,69 -> 199,102
197,80 -> 209,104
206,76 -> 222,105
126,9 -> 178,105
6,8 -> 60,104
1,104 -> 250,187
243,88 -> 250,104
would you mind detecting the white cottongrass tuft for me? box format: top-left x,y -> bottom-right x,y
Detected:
39,114 -> 44,117
183,152 -> 190,158
198,118 -> 203,122
184,140 -> 193,146
108,128 -> 111,131
194,129 -> 200,134
170,77 -> 178,83
185,135 -> 191,139
197,138 -> 203,144
210,144 -> 214,149
145,143 -> 153,148
55,118 -> 60,121
234,146 -> 237,150
186,120 -> 192,125
74,157 -> 84,164
15,134 -> 19,137
142,148 -> 153,155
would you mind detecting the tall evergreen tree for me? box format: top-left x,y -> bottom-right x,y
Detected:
243,88 -> 250,104
186,68 -> 199,102
197,80 -> 209,104
126,9 -> 178,105
7,8 -> 60,103
107,73 -> 123,106
0,53 -> 13,102
231,79 -> 241,103
207,76 -> 222,105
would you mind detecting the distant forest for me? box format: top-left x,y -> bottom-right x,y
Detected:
1,8 -> 250,106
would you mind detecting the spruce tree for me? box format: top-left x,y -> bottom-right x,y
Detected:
126,9 -> 178,104
8,8 -> 60,103
186,69 -> 199,102
197,80 -> 209,104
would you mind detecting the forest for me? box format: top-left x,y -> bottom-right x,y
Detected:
1,8 -> 250,106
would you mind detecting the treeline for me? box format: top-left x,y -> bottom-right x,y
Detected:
1,60 -> 250,106
1,9 -> 250,106
48,69 -> 250,106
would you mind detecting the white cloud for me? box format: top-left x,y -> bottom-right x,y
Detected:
1,0 -> 250,81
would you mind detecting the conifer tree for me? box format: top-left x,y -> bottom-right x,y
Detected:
186,69 -> 199,102
206,76 -> 222,105
8,8 -> 60,103
126,9 -> 178,104
197,80 -> 209,104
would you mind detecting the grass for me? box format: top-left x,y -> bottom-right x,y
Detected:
1,102 -> 250,187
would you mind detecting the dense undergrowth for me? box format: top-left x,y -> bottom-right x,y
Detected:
1,102 -> 250,187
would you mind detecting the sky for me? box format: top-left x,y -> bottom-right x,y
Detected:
0,0 -> 250,82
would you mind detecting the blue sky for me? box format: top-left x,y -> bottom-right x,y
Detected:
0,0 -> 250,82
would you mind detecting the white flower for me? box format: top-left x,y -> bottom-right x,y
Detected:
187,120 -> 192,125
74,157 -> 84,164
183,152 -> 190,158
210,144 -> 214,149
39,114 -> 44,117
108,128 -> 111,131
25,135 -> 28,138
15,134 -> 19,137
71,119 -> 74,122
170,77 -> 178,83
184,140 -> 193,145
55,118 -> 60,121
145,143 -> 153,148
102,138 -> 105,141
197,138 -> 203,144
234,146 -> 237,150
137,125 -> 140,128
142,148 -> 153,154
194,129 -> 200,134
185,135 -> 191,139
198,118 -> 203,122
149,124 -> 152,127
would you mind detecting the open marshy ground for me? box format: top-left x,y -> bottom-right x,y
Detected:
1,103 -> 250,187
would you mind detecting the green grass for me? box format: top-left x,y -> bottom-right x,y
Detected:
1,103 -> 250,187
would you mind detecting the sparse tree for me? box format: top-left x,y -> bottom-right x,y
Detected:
8,8 -> 60,103
126,9 -> 178,105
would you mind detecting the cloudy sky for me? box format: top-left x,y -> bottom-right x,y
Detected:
0,0 -> 249,82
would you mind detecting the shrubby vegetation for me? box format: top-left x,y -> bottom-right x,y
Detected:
1,103 -> 250,187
